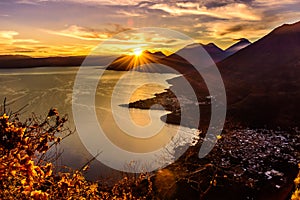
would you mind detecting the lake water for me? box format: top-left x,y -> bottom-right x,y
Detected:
0,67 -> 199,180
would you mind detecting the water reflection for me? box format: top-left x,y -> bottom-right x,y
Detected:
0,67 -> 198,180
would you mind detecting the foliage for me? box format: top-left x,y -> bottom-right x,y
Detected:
291,164 -> 300,200
0,109 -> 153,199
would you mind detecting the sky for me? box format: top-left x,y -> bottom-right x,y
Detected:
0,0 -> 300,57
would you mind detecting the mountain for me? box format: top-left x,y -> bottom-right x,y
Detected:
107,51 -> 164,71
175,43 -> 227,63
216,21 -> 300,126
224,38 -> 251,57
174,41 -> 251,64
0,55 -> 85,68
107,50 -> 199,74
0,55 -> 115,68
203,43 -> 227,62
0,55 -> 32,60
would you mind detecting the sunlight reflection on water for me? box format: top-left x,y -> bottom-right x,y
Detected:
0,66 -> 199,180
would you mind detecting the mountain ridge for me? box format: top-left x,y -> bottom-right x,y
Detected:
215,21 -> 300,126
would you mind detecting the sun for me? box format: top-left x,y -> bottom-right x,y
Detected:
133,48 -> 143,57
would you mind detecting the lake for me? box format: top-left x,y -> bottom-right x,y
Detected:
0,66 -> 199,180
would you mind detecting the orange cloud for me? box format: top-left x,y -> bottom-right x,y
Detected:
0,31 -> 39,45
150,2 -> 261,21
45,25 -> 110,41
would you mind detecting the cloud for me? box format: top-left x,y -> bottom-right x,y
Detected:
0,42 -> 96,57
116,10 -> 142,17
88,28 -> 193,56
0,31 -> 19,40
45,24 -> 131,41
6,47 -> 36,53
104,24 -> 132,35
16,0 -> 41,5
0,30 -> 42,56
255,0 -> 299,7
221,24 -> 248,35
206,21 -> 269,41
86,0 -> 143,6
15,0 -> 146,6
0,31 -> 39,45
14,39 -> 40,43
45,25 -> 110,41
149,2 -> 261,21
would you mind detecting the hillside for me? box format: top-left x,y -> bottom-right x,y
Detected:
217,21 -> 300,126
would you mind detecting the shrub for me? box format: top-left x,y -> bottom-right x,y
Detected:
0,108 -> 155,199
291,164 -> 300,200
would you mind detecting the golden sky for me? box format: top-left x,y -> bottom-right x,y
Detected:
0,0 -> 300,57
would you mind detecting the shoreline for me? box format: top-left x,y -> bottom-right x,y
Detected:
127,89 -> 212,129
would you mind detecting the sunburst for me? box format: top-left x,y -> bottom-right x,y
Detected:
133,48 -> 143,57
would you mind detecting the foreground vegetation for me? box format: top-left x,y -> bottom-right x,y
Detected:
0,105 -> 299,199
0,108 -> 155,199
291,164 -> 300,200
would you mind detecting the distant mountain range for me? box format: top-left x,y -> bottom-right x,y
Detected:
176,39 -> 251,63
0,55 -> 85,68
106,39 -> 251,73
0,55 -> 118,68
0,38 -> 250,69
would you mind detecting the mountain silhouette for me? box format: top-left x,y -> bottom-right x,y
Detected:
107,51 -> 164,73
175,43 -> 226,63
224,38 -> 251,57
217,21 -> 300,126
174,41 -> 251,64
202,43 -> 227,62
107,42 -> 245,73
0,55 -> 116,68
0,55 -> 85,68
107,50 -> 199,74
106,42 -> 236,73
